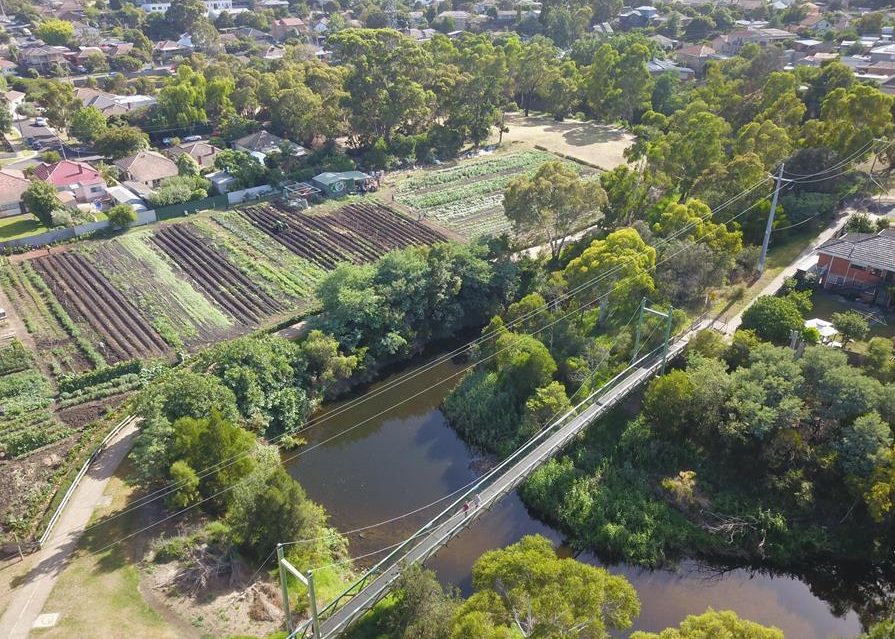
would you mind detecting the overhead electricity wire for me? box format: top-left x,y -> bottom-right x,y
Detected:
74,174 -> 775,535
84,192 -> 770,557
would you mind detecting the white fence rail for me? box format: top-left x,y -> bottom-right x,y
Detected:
37,414 -> 137,548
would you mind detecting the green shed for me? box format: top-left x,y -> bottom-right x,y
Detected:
311,171 -> 373,196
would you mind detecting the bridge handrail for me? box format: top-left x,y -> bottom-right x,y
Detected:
288,318 -> 708,638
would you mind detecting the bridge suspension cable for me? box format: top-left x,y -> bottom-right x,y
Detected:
75,176 -> 775,539
84,191 -> 771,557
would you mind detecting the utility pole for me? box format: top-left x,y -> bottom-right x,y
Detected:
277,544 -> 320,639
758,163 -> 785,275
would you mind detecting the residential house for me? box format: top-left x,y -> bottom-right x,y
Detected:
72,46 -> 105,64
271,17 -> 308,41
795,52 -> 839,67
74,87 -> 156,116
115,151 -> 179,189
619,5 -> 658,30
167,141 -> 222,171
233,27 -> 275,44
871,43 -> 895,63
4,90 -> 24,121
406,28 -> 437,42
140,0 -> 233,15
100,41 -> 135,58
650,34 -> 675,50
816,228 -> 895,305
675,43 -> 716,73
436,11 -> 471,30
233,131 -> 308,162
647,58 -> 695,80
18,45 -> 70,73
0,169 -> 29,217
0,59 -> 17,75
33,160 -> 108,204
263,45 -> 286,60
153,39 -> 193,63
712,28 -> 791,55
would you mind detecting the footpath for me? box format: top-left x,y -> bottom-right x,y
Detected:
1,421 -> 139,639
723,211 -> 850,335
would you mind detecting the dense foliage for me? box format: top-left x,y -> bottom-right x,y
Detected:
130,241 -> 516,560
521,335 -> 895,574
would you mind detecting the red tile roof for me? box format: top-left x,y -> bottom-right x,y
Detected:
33,160 -> 104,188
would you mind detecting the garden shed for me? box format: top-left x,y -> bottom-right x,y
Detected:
311,171 -> 374,196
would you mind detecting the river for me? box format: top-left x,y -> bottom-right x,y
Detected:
286,355 -> 864,639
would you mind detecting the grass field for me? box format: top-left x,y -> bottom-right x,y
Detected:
32,466 -> 184,639
0,214 -> 45,241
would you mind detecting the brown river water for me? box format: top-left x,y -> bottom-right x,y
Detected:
286,355 -> 865,639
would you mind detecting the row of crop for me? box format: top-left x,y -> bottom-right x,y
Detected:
397,173 -> 525,210
0,370 -> 53,416
0,412 -> 73,458
197,215 -> 325,302
91,233 -> 233,347
395,151 -> 555,192
0,340 -> 32,377
58,359 -> 143,395
19,262 -> 105,369
57,373 -> 144,409
422,193 -> 506,223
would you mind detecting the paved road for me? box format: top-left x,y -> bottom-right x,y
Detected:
14,119 -> 61,150
723,212 -> 851,336
308,327 -> 701,639
0,421 -> 139,639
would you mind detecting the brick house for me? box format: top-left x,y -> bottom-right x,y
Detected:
271,17 -> 307,41
32,160 -> 108,204
167,140 -> 222,171
816,229 -> 895,306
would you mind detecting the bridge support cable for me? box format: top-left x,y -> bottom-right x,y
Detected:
285,318 -> 708,638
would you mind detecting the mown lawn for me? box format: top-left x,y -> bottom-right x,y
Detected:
32,464 -> 182,639
0,214 -> 45,241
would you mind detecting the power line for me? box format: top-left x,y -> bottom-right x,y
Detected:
780,139 -> 882,179
272,306 -> 641,551
83,193 -> 770,557
74,174 -> 775,534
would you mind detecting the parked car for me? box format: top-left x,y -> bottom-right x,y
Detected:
182,135 -> 203,142
34,117 -> 47,127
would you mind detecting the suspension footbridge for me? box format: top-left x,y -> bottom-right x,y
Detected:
284,317 -> 707,639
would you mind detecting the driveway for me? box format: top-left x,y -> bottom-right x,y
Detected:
0,421 -> 139,639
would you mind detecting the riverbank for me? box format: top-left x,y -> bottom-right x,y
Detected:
286,353 -> 863,638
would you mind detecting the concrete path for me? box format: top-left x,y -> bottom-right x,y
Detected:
723,212 -> 851,336
1,421 -> 139,639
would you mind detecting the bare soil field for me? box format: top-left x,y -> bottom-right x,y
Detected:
152,225 -> 286,326
493,113 -> 633,169
32,252 -> 170,363
243,201 -> 446,269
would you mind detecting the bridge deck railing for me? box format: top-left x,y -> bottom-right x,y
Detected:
289,317 -> 708,638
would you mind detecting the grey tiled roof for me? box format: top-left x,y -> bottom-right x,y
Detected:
817,230 -> 895,271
